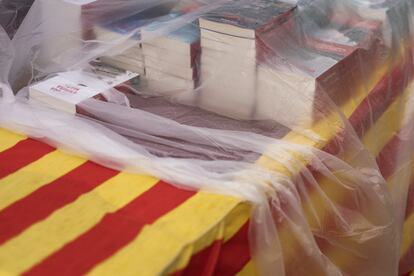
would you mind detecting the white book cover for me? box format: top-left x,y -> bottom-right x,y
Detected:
30,67 -> 139,114
142,44 -> 195,67
39,0 -> 99,64
58,68 -> 139,91
198,58 -> 257,120
30,76 -> 101,114
255,64 -> 316,126
100,55 -> 144,67
145,58 -> 195,80
200,29 -> 256,49
144,68 -> 196,95
141,13 -> 200,55
201,47 -> 256,68
200,38 -> 256,58
99,58 -> 145,74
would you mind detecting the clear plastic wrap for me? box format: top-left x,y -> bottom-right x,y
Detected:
0,0 -> 33,38
1,0 -> 414,275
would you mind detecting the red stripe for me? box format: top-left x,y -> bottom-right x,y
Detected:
213,222 -> 250,276
24,182 -> 196,276
349,57 -> 412,138
405,180 -> 414,218
174,240 -> 223,276
400,245 -> 414,276
376,134 -> 402,179
175,222 -> 250,276
0,161 -> 118,245
322,57 -> 411,157
0,139 -> 54,179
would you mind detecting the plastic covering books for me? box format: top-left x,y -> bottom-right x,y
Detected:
0,0 -> 414,275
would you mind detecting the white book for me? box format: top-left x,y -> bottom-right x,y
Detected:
30,68 -> 139,114
255,65 -> 316,126
58,68 -> 139,91
123,47 -> 144,58
197,58 -> 257,120
200,28 -> 256,49
145,68 -> 196,94
345,0 -> 409,47
198,1 -> 296,39
142,44 -> 196,67
141,13 -> 200,56
145,58 -> 195,80
100,55 -> 144,67
200,38 -> 256,58
29,76 -> 101,114
99,57 -> 145,75
38,0 -> 100,65
201,47 -> 256,68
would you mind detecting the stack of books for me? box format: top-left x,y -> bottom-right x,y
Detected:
95,14 -> 156,75
141,13 -> 201,94
195,0 -> 297,119
255,18 -> 383,124
344,0 -> 411,47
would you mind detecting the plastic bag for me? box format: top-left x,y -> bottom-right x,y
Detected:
0,0 -> 33,38
1,0 -> 414,275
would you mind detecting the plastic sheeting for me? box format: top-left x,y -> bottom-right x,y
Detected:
0,0 -> 33,38
1,0 -> 414,275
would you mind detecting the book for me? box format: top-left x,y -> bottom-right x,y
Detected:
189,1 -> 299,120
254,37 -> 379,124
139,12 -> 201,94
30,63 -> 139,114
37,0 -> 100,65
344,0 -> 410,47
145,58 -> 197,80
196,47 -> 258,119
255,64 -> 318,125
98,49 -> 144,74
99,58 -> 145,75
200,28 -> 256,49
145,68 -> 196,92
101,53 -> 144,64
37,0 -> 179,65
201,47 -> 256,67
30,76 -> 101,114
142,43 -> 199,67
141,13 -> 200,55
199,0 -> 296,39
95,11 -> 154,41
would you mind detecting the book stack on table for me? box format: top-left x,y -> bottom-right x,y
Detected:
96,14 -> 151,76
141,13 -> 201,94
194,0 -> 297,120
254,14 -> 383,124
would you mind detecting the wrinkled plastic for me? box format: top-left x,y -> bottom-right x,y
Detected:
1,0 -> 414,275
0,0 -> 33,38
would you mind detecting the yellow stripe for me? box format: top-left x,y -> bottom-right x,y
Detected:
401,212 -> 414,258
87,193 -> 247,276
0,151 -> 86,210
0,173 -> 159,275
0,128 -> 26,152
361,85 -> 412,156
236,260 -> 259,276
